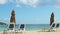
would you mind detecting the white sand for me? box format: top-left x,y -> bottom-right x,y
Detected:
0,30 -> 60,34
0,32 -> 3,34
25,31 -> 60,34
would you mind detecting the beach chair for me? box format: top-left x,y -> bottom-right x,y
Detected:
8,23 -> 15,31
15,24 -> 25,34
55,23 -> 60,31
48,23 -> 60,32
48,23 -> 56,32
4,23 -> 15,34
19,24 -> 25,31
56,24 -> 59,28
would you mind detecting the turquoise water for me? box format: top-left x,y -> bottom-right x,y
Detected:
0,24 -> 50,31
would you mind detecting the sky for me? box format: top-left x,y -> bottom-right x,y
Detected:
0,0 -> 60,24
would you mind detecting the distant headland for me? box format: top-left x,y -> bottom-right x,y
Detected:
0,22 -> 7,25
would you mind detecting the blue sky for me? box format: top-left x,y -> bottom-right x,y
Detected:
0,0 -> 60,24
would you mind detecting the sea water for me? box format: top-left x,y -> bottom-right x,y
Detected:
0,24 -> 50,31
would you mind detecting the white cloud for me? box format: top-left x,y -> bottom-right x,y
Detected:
19,0 -> 39,7
16,4 -> 20,7
3,18 -> 10,21
54,5 -> 60,8
0,0 -> 8,4
15,0 -> 60,8
28,0 -> 39,7
32,18 -> 40,22
0,18 -> 10,21
19,0 -> 27,4
1,0 -> 60,8
54,1 -> 60,8
9,0 -> 14,3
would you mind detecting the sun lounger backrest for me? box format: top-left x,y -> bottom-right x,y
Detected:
20,24 -> 25,30
19,24 -> 25,31
52,23 -> 55,27
56,24 -> 59,28
9,24 -> 14,28
8,23 -> 15,30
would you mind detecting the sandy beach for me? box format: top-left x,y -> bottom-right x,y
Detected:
25,31 -> 60,34
0,32 -> 3,34
19,31 -> 60,34
0,30 -> 60,34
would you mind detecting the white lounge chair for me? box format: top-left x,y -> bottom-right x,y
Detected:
19,24 -> 25,31
15,24 -> 25,34
48,23 -> 60,32
4,23 -> 15,34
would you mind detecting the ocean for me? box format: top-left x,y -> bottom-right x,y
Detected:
0,24 -> 50,31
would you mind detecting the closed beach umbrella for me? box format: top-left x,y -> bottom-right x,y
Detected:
50,12 -> 54,26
